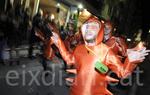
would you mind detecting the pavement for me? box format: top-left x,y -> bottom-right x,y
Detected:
0,56 -> 70,95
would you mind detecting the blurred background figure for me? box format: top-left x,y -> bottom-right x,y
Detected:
103,21 -> 127,60
28,9 -> 44,59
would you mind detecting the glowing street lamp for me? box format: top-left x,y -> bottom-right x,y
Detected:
127,38 -> 131,42
56,3 -> 60,7
78,4 -> 83,9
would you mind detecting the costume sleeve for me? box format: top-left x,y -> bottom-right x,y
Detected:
50,23 -> 76,65
106,48 -> 137,78
116,37 -> 128,57
55,37 -> 76,65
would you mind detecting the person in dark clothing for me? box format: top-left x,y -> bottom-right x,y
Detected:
23,8 -> 32,42
28,10 -> 54,75
6,2 -> 20,65
28,9 -> 43,59
0,17 -> 6,65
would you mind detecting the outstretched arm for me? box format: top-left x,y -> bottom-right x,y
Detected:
106,46 -> 150,78
50,27 -> 76,65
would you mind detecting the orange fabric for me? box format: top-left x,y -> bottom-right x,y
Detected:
105,36 -> 128,57
51,17 -> 139,95
43,40 -> 54,60
35,29 -> 54,60
66,69 -> 77,74
65,77 -> 75,83
56,39 -> 137,95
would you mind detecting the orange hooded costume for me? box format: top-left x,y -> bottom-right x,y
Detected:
51,17 -> 148,95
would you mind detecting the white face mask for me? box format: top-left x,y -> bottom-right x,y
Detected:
82,22 -> 100,41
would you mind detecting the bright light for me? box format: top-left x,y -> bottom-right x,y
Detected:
82,9 -> 91,16
78,4 -> 83,9
114,28 -> 116,32
10,0 -> 14,5
79,11 -> 82,15
84,9 -> 87,11
51,14 -> 55,20
74,10 -> 78,14
149,29 -> 150,33
56,3 -> 60,7
127,38 -> 131,42
101,20 -> 105,24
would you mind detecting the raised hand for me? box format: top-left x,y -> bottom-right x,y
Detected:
127,47 -> 150,63
51,32 -> 59,46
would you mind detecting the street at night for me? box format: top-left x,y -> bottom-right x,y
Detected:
0,0 -> 150,95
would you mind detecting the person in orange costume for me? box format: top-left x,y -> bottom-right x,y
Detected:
66,21 -> 129,83
103,21 -> 130,94
64,30 -> 83,83
51,16 -> 150,95
34,24 -> 54,71
66,21 -> 126,84
35,29 -> 54,60
103,21 -> 127,59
